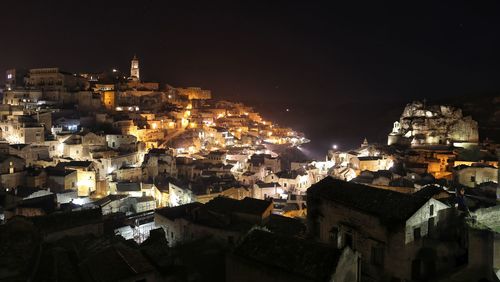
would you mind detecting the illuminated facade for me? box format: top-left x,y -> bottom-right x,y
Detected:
129,55 -> 140,81
27,68 -> 89,91
102,91 -> 116,110
388,101 -> 479,147
176,87 -> 211,100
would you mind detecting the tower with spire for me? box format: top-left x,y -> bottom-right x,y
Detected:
361,137 -> 369,148
129,55 -> 140,81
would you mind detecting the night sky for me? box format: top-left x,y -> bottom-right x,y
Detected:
1,1 -> 500,158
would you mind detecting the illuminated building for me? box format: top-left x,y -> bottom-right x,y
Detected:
453,163 -> 498,188
129,55 -> 140,81
388,101 -> 479,147
102,90 -> 116,110
176,87 -> 211,100
26,68 -> 89,91
0,120 -> 45,144
5,69 -> 27,90
56,161 -> 97,196
0,155 -> 26,189
2,89 -> 42,106
155,197 -> 273,246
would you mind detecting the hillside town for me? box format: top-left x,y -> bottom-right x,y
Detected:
0,57 -> 499,282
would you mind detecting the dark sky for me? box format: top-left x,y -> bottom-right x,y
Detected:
1,1 -> 499,157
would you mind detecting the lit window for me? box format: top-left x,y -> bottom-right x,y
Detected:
7,74 -> 12,79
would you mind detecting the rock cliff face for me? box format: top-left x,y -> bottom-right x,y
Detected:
388,101 -> 478,146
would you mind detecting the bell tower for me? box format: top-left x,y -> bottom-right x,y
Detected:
130,55 -> 140,81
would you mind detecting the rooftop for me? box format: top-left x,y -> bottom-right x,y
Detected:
92,194 -> 128,206
56,160 -> 93,169
116,182 -> 141,192
80,243 -> 156,281
308,177 -> 431,225
155,202 -> 203,221
205,196 -> 272,216
9,144 -> 30,150
234,229 -> 342,281
255,181 -> 281,188
30,208 -> 102,234
46,167 -> 76,177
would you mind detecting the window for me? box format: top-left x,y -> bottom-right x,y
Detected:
429,204 -> 434,216
470,175 -> 476,183
329,227 -> 339,248
413,227 -> 421,240
371,246 -> 384,267
428,217 -> 435,235
344,232 -> 353,249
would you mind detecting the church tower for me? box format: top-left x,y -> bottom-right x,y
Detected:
361,137 -> 369,148
129,55 -> 140,81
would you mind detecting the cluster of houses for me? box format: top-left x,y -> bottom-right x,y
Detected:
2,174 -> 498,282
0,58 -> 318,222
0,60 -> 499,281
328,136 -> 499,201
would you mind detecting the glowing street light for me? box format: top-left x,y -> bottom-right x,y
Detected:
332,144 -> 338,150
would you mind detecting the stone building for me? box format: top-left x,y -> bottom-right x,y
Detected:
226,229 -> 360,282
56,161 -> 97,196
26,68 -> 89,91
101,90 -> 117,110
46,167 -> 77,192
154,197 -> 273,246
0,118 -> 44,144
307,177 -> 463,281
453,163 -> 498,188
30,208 -> 103,242
0,154 -> 26,189
2,89 -> 42,106
388,101 -> 478,147
4,68 -> 27,90
176,87 -> 211,100
106,134 -> 137,150
142,148 -> 177,180
253,181 -> 284,200
129,55 -> 140,82
9,144 -> 50,167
